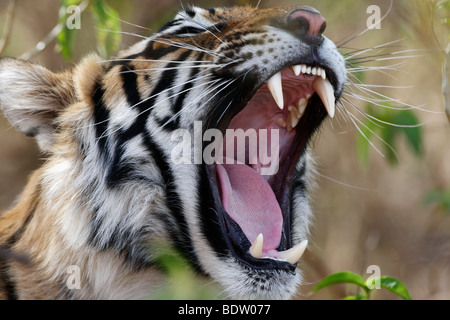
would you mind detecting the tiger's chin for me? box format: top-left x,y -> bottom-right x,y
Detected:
198,64 -> 337,299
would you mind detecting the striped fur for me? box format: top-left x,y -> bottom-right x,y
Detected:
0,6 -> 346,299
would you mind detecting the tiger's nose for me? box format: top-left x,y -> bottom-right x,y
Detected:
287,8 -> 326,42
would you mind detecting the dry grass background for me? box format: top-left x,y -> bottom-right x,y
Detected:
0,0 -> 448,300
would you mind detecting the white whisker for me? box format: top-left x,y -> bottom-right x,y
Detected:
119,59 -> 238,74
102,7 -> 152,31
98,58 -> 216,65
343,39 -> 405,60
338,101 -> 388,159
161,78 -> 236,128
89,73 -> 213,131
315,170 -> 375,192
178,12 -> 230,49
94,28 -> 148,40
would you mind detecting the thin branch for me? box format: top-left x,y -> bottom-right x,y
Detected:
19,0 -> 90,61
0,0 -> 17,57
444,45 -> 450,123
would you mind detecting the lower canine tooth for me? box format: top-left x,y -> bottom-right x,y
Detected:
278,240 -> 308,264
249,233 -> 264,259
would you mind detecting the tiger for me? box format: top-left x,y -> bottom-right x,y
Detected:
0,5 -> 346,300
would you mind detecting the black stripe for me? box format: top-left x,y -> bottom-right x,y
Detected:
92,80 -> 110,158
143,40 -> 180,60
95,50 -> 200,269
153,115 -> 180,132
171,53 -> 203,116
106,60 -> 179,186
158,18 -> 182,33
155,52 -> 204,132
7,204 -> 36,246
1,204 -> 36,300
178,26 -> 205,35
141,131 -> 201,270
115,49 -> 192,147
185,8 -> 196,18
120,65 -> 141,109
0,262 -> 17,300
115,50 -> 200,268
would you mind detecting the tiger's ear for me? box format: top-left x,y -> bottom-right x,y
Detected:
0,58 -> 76,153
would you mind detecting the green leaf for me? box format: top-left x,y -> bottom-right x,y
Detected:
355,102 -> 423,167
311,271 -> 370,297
380,123 -> 399,165
91,0 -> 122,58
393,110 -> 423,156
341,294 -> 366,300
379,276 -> 412,300
424,189 -> 450,213
437,0 -> 450,9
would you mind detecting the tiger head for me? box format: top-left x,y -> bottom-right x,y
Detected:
0,6 -> 346,299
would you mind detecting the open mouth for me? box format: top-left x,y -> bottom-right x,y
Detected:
204,63 -> 337,270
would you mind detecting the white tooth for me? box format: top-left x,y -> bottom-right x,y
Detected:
267,72 -> 284,110
301,65 -> 307,74
322,70 -> 327,80
313,77 -> 336,118
312,67 -> 317,76
292,65 -> 302,76
249,234 -> 264,259
306,66 -> 312,75
298,98 -> 307,114
288,105 -> 302,131
317,68 -> 323,78
278,240 -> 308,265
277,117 -> 287,128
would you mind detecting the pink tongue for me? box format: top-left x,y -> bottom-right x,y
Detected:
216,163 -> 283,255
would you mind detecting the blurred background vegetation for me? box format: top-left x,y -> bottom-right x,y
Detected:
0,0 -> 449,300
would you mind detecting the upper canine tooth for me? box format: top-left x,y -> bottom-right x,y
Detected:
268,72 -> 284,110
249,233 -> 264,259
292,65 -> 302,76
312,77 -> 336,118
321,70 -> 327,80
278,240 -> 308,265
